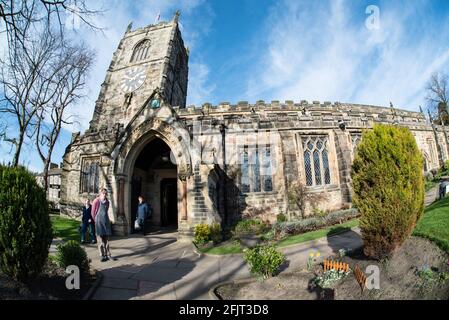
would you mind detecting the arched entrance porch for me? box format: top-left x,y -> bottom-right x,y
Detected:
112,116 -> 195,239
131,137 -> 178,232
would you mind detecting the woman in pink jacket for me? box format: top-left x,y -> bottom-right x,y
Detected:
92,188 -> 114,262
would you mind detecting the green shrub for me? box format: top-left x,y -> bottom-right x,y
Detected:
276,213 -> 287,223
193,223 -> 222,246
0,165 -> 53,282
209,223 -> 222,244
272,209 -> 359,239
233,219 -> 269,236
312,208 -> 327,218
55,240 -> 90,274
351,124 -> 424,259
243,245 -> 285,279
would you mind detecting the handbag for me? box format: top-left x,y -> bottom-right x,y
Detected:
134,219 -> 141,230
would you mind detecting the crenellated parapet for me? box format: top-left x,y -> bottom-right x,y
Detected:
170,100 -> 428,133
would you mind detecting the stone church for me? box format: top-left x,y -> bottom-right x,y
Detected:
60,14 -> 449,241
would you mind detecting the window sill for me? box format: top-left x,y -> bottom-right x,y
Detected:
304,184 -> 340,193
241,191 -> 277,197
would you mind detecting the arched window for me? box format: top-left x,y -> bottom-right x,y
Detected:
302,136 -> 331,187
131,39 -> 151,62
80,158 -> 100,194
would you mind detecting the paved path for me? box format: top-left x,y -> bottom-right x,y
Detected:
425,185 -> 439,206
67,186 -> 438,300
83,228 -> 363,300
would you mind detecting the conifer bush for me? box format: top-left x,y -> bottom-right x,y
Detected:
55,240 -> 90,274
0,165 -> 53,282
351,125 -> 424,259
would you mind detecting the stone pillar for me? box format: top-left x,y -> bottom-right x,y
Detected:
333,129 -> 353,204
177,172 -> 193,243
178,175 -> 188,221
112,174 -> 128,236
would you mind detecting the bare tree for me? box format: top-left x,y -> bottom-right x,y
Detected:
426,72 -> 449,124
0,0 -> 102,49
0,0 -> 100,168
0,28 -> 60,166
34,40 -> 94,191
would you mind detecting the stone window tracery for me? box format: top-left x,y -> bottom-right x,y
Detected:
131,39 -> 151,62
80,158 -> 100,194
302,136 -> 331,187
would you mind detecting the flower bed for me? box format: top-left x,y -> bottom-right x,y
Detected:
272,209 -> 359,239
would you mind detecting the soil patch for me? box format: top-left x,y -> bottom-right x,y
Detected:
0,260 -> 96,300
215,237 -> 449,300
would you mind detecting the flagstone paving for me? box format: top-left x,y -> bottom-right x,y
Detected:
82,227 -> 363,300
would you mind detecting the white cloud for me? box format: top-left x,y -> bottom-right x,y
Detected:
186,62 -> 216,105
246,0 -> 449,112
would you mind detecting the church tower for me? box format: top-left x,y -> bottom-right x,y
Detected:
88,13 -> 188,132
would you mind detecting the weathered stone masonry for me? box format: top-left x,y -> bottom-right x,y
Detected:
60,16 -> 449,241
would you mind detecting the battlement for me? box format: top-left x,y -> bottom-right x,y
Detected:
173,100 -> 425,122
124,20 -> 175,37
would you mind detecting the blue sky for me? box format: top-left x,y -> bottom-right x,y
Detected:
1,0 -> 449,172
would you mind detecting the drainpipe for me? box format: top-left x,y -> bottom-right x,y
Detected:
220,123 -> 228,228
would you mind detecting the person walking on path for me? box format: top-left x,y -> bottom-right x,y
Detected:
136,195 -> 152,235
92,188 -> 114,262
81,199 -> 96,244
439,178 -> 449,200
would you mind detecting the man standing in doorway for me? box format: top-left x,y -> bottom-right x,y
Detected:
137,195 -> 152,235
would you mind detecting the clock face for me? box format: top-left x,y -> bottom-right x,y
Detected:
120,67 -> 147,93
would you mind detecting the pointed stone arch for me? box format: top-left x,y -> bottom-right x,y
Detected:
110,114 -> 195,236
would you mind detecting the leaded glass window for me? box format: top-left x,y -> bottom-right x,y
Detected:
262,146 -> 273,192
131,39 -> 151,62
241,147 -> 250,193
80,158 -> 100,194
302,136 -> 331,187
240,145 -> 274,193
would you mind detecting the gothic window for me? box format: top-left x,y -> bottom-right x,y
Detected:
80,158 -> 100,194
262,146 -> 273,192
251,148 -> 261,192
131,39 -> 151,62
241,147 -> 250,193
302,136 -> 331,187
240,145 -> 274,193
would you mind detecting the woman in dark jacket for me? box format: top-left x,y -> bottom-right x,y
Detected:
81,199 -> 96,244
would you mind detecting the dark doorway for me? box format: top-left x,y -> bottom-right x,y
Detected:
160,178 -> 178,228
131,176 -> 142,233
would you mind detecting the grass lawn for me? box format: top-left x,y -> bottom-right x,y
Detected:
51,215 -> 80,242
275,219 -> 359,248
199,242 -> 243,255
200,219 -> 360,255
413,196 -> 449,253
